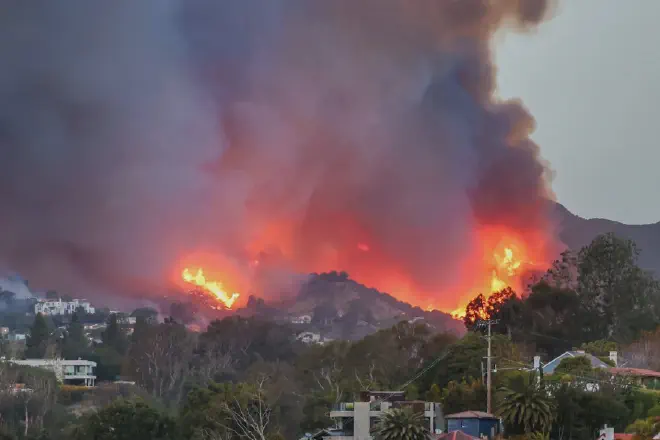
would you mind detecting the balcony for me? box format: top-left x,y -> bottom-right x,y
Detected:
330,402 -> 355,418
332,402 -> 355,411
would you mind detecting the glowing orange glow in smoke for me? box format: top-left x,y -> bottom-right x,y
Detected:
178,219 -> 551,316
181,267 -> 240,309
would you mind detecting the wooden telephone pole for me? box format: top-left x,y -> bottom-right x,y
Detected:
477,319 -> 499,414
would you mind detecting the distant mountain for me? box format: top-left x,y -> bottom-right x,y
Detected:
237,271 -> 465,340
553,202 -> 660,274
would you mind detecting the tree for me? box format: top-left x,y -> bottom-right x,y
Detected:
62,312 -> 90,360
72,399 -> 177,440
496,374 -> 554,434
131,307 -> 159,322
372,407 -> 430,440
181,378 -> 275,440
578,233 -> 660,342
626,417 -> 660,440
622,328 -> 660,371
25,314 -> 49,359
463,288 -> 520,334
125,318 -> 193,403
581,340 -> 618,357
554,356 -> 593,378
440,380 -> 486,415
102,314 -> 128,355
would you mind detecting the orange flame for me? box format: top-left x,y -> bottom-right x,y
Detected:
181,267 -> 240,309
450,234 -> 531,318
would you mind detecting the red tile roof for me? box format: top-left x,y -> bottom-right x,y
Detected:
610,367 -> 660,378
614,434 -> 634,440
434,431 -> 479,440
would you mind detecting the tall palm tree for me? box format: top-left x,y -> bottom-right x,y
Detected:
496,375 -> 554,434
372,407 -> 430,440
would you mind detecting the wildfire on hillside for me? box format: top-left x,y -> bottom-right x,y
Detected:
176,223 -> 551,316
446,226 -> 546,318
181,268 -> 240,309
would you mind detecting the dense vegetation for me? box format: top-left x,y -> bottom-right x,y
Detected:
0,233 -> 659,440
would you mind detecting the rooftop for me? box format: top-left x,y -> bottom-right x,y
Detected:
543,351 -> 611,373
434,431 -> 479,440
610,367 -> 660,378
446,411 -> 497,420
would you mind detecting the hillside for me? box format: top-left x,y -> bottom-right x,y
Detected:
234,204 -> 660,340
553,202 -> 660,274
237,271 -> 465,340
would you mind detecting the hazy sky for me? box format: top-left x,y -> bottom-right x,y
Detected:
496,0 -> 660,225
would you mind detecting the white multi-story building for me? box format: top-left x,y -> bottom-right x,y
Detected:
328,391 -> 444,439
34,299 -> 95,316
8,358 -> 97,386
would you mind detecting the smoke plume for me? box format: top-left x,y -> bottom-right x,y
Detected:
0,0 -> 558,311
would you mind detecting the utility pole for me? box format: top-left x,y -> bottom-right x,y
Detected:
477,319 -> 499,414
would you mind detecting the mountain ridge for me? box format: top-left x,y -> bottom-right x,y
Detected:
236,202 -> 660,339
552,202 -> 660,274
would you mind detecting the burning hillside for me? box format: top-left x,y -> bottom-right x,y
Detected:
0,0 -> 559,315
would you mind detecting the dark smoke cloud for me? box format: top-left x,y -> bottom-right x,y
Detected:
0,0 -> 556,309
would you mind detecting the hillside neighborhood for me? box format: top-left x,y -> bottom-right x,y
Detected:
1,233 -> 660,440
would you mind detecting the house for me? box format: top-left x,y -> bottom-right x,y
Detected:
329,390 -> 444,439
291,315 -> 312,325
541,350 -> 615,375
8,358 -> 97,386
8,332 -> 26,341
598,425 -> 635,440
34,298 -> 95,316
610,367 -> 660,388
297,331 -> 322,344
445,411 -> 501,440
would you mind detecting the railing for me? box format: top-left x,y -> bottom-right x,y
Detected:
331,402 -> 355,411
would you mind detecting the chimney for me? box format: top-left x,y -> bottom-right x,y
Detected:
533,356 -> 541,370
609,351 -> 618,367
599,426 -> 614,440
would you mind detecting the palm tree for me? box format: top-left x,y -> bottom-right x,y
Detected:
496,375 -> 554,434
372,407 -> 430,440
626,416 -> 660,440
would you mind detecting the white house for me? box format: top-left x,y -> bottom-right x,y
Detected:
117,315 -> 136,325
8,333 -> 26,341
291,315 -> 312,324
34,299 -> 95,316
297,331 -> 321,344
8,358 -> 97,386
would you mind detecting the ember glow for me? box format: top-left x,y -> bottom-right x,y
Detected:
181,268 -> 240,309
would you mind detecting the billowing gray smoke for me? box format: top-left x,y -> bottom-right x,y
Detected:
0,0 -> 557,310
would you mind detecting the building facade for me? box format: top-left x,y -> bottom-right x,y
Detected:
446,411 -> 501,439
328,391 -> 443,440
10,359 -> 97,386
34,299 -> 95,316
